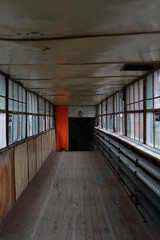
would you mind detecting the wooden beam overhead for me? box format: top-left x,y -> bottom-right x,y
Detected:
1,31 -> 160,41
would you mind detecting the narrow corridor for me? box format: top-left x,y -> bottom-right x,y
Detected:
0,152 -> 159,240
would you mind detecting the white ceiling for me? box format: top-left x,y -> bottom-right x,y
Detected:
0,0 -> 160,105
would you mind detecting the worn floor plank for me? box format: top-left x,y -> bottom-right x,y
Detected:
0,151 -> 159,240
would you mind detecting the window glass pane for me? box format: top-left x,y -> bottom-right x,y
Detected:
114,95 -> 117,113
146,74 -> 153,108
130,84 -> 134,111
39,116 -> 45,132
23,89 -> 26,112
154,98 -> 160,109
35,95 -> 38,114
39,116 -> 42,132
146,113 -> 154,147
23,103 -> 26,113
107,97 -> 113,114
0,75 -> 6,110
0,75 -> 6,97
8,114 -> 13,145
126,87 -> 130,111
13,114 -> 18,142
0,76 -> 6,110
134,82 -> 139,110
140,101 -> 143,110
9,80 -> 13,98
19,86 -> 23,112
120,113 -> 123,135
46,116 -> 50,130
140,113 -> 143,143
98,104 -> 101,115
0,97 -> 5,110
130,85 -> 134,103
126,86 -> 130,105
35,116 -> 38,134
18,115 -> 22,141
154,112 -> 160,150
46,101 -> 49,115
130,113 -> 134,139
50,116 -> 53,129
119,92 -> 124,112
27,92 -> 31,113
115,114 -> 120,133
135,103 -> 139,111
139,79 -> 143,110
102,115 -> 106,129
146,99 -> 153,109
0,113 -> 6,149
135,113 -> 139,141
32,115 -> 36,135
39,97 -> 45,114
154,69 -> 160,98
9,99 -> 13,111
134,82 -> 138,101
32,94 -> 35,114
102,101 -> 106,114
127,114 -> 131,137
117,93 -> 120,112
98,116 -> 101,128
146,74 -> 153,99
22,115 -> 26,139
139,79 -> 143,101
14,83 -> 18,112
107,115 -> 113,131
27,115 -> 32,137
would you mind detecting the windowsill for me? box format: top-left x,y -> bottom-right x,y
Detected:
0,128 -> 55,155
94,127 -> 160,162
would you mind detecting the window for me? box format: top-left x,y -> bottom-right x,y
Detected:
0,75 -> 6,149
0,73 -> 55,151
101,100 -> 106,129
27,92 -> 38,137
8,80 -> 26,144
49,104 -> 54,129
38,97 -> 46,132
46,101 -> 50,130
107,97 -> 113,131
146,70 -> 160,149
96,103 -> 102,128
126,79 -> 144,142
114,91 -> 124,134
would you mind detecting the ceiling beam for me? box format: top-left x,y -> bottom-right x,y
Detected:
17,76 -> 138,81
0,62 -> 160,66
0,31 -> 160,41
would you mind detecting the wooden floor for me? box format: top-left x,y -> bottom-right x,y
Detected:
0,151 -> 159,240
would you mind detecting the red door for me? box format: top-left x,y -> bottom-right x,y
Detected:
56,107 -> 69,151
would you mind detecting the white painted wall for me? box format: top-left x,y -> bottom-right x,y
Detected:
68,106 -> 96,118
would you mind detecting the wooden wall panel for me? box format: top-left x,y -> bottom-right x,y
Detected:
14,143 -> 28,200
42,133 -> 47,164
47,131 -> 51,155
36,135 -> 42,172
0,130 -> 56,223
51,129 -> 56,152
28,139 -> 37,182
0,149 -> 15,223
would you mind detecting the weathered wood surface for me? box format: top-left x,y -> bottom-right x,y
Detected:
28,139 -> 37,182
36,135 -> 42,172
14,142 -> 28,200
0,151 -> 159,240
0,149 -> 15,222
51,129 -> 56,152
